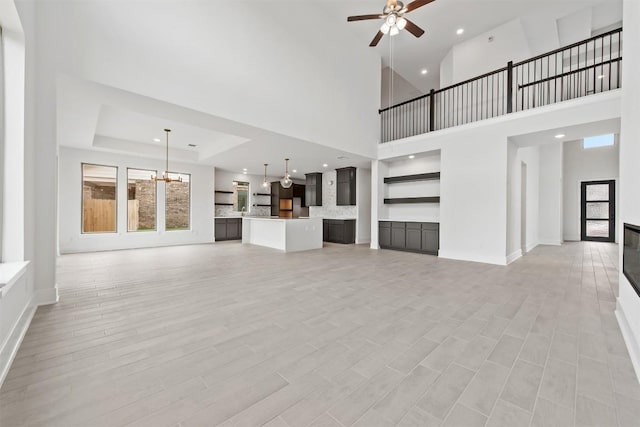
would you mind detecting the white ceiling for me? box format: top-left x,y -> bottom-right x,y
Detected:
509,118 -> 620,147
327,0 -> 622,95
57,76 -> 372,180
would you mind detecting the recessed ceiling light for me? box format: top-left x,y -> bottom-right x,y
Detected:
421,69 -> 428,75
456,28 -> 464,35
555,133 -> 566,139
153,138 -> 161,142
322,163 -> 328,168
598,74 -> 605,79
408,155 -> 415,159
243,171 -> 247,174
243,168 -> 247,171
292,169 -> 297,173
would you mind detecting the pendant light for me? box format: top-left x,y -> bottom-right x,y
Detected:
262,163 -> 269,188
280,158 -> 292,189
152,129 -> 182,183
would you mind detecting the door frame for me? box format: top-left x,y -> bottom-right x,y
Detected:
580,179 -> 616,242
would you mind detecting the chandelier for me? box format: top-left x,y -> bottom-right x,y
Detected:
153,129 -> 182,183
280,158 -> 292,189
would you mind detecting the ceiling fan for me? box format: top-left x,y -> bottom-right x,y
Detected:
347,0 -> 435,47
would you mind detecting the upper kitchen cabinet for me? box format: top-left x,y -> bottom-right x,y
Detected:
336,167 -> 356,206
305,172 -> 322,207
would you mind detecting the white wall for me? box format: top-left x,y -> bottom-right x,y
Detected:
538,143 -> 564,245
557,8 -> 593,46
506,143 -> 540,262
449,19 -> 532,85
0,0 -> 43,388
563,137 -> 619,241
378,89 -> 622,265
439,49 -> 454,88
58,147 -> 214,253
616,0 -> 640,382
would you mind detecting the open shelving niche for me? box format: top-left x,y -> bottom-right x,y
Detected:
252,192 -> 271,207
214,190 -> 234,206
379,151 -> 441,254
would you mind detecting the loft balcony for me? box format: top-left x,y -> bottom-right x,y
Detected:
380,28 -> 622,143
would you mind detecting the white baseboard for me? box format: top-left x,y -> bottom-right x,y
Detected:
526,242 -> 539,253
0,303 -> 36,388
539,239 -> 563,246
616,299 -> 640,383
439,250 -> 508,266
32,286 -> 59,306
507,250 -> 523,265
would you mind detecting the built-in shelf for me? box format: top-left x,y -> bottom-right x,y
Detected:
384,172 -> 440,184
253,204 -> 271,207
215,203 -> 234,206
384,197 -> 440,204
280,208 -> 293,212
215,190 -> 233,194
253,192 -> 270,196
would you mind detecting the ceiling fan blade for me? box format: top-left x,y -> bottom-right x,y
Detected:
404,18 -> 425,38
405,0 -> 436,13
347,14 -> 382,22
369,31 -> 384,47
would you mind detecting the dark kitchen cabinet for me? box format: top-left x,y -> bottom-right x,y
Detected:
405,223 -> 422,251
336,167 -> 356,206
305,173 -> 323,207
421,223 -> 439,255
391,222 -> 406,249
270,182 -> 280,216
379,221 -> 391,247
378,221 -> 439,255
322,219 -> 356,244
215,218 -> 242,241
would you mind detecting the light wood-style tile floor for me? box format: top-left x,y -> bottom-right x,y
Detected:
1,242 -> 639,426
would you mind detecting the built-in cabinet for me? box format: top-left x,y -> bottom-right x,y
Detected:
323,219 -> 356,244
271,182 -> 305,218
336,167 -> 356,206
305,173 -> 323,207
379,221 -> 439,255
215,218 -> 242,241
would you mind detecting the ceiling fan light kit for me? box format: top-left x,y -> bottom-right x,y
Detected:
347,0 -> 434,46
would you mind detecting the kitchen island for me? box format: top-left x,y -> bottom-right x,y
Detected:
241,217 -> 323,252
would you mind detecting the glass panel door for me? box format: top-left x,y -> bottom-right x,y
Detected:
581,180 -> 615,242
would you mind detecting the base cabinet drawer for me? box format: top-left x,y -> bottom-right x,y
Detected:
323,219 -> 356,244
379,221 -> 439,255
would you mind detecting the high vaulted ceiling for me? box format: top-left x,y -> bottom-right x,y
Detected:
54,0 -> 622,177
325,0 -> 622,97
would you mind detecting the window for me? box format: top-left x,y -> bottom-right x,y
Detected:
165,172 -> 190,231
234,181 -> 249,212
127,168 -> 156,232
82,164 -> 117,233
584,134 -> 615,149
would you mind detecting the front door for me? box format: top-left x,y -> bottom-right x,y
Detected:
581,180 -> 615,242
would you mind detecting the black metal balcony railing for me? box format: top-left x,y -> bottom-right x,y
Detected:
380,28 -> 622,143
